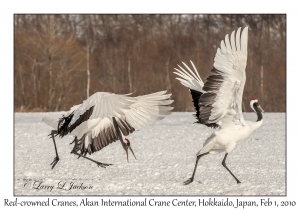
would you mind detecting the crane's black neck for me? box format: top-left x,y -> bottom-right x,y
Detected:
253,104 -> 263,122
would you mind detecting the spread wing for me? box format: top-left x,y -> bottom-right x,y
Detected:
122,90 -> 173,130
202,27 -> 248,126
173,27 -> 248,128
70,91 -> 173,155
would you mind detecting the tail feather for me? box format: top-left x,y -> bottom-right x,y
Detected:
42,117 -> 58,129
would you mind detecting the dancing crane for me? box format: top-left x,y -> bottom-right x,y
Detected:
174,27 -> 264,184
42,91 -> 173,169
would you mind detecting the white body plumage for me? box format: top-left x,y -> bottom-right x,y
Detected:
199,118 -> 263,155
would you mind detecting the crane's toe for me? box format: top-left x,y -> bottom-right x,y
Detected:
50,156 -> 59,169
183,178 -> 194,185
48,130 -> 58,137
96,162 -> 113,168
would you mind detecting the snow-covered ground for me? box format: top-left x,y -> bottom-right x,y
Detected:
14,112 -> 285,196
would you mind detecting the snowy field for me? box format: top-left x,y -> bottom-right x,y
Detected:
14,112 -> 285,196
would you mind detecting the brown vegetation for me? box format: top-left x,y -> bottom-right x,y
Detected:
14,14 -> 286,112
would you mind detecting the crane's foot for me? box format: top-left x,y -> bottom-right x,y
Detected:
96,162 -> 113,168
70,150 -> 112,168
183,177 -> 194,185
237,180 -> 241,184
50,156 -> 60,169
48,130 -> 58,137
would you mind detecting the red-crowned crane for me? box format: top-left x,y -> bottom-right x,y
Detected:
174,27 -> 264,184
42,91 -> 173,169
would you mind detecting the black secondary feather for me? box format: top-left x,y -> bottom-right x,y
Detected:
189,89 -> 202,123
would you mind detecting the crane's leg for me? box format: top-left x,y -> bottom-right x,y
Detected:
49,130 -> 60,169
184,152 -> 209,185
71,151 -> 112,168
69,138 -> 112,168
69,137 -> 78,153
222,153 -> 241,184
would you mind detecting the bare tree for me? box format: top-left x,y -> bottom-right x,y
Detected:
14,14 -> 286,112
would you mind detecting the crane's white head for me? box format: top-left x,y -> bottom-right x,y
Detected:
123,138 -> 137,163
250,98 -> 264,113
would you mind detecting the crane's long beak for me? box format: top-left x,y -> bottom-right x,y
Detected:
258,105 -> 264,113
126,146 -> 137,163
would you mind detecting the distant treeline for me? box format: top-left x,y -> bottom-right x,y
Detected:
14,14 -> 286,112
